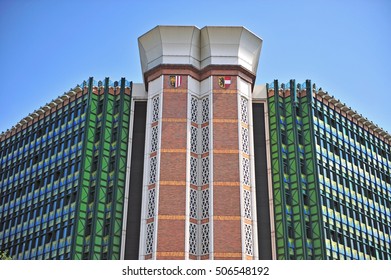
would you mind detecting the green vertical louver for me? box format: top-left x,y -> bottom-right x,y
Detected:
267,80 -> 288,259
73,78 -> 132,260
267,80 -> 325,259
297,81 -> 325,259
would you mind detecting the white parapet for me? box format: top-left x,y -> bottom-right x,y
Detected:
138,25 -> 262,79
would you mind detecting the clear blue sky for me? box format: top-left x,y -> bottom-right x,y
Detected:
1,0 -> 390,134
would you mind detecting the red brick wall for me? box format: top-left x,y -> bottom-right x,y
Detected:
156,75 -> 188,259
144,73 -> 249,260
212,76 -> 242,259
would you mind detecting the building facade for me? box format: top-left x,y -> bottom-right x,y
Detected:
0,26 -> 390,260
267,80 -> 391,259
0,78 -> 132,259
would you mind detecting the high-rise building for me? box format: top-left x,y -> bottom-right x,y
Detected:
267,80 -> 391,260
0,78 -> 132,260
0,26 -> 390,260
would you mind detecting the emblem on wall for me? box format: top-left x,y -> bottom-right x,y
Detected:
218,76 -> 231,89
169,75 -> 182,88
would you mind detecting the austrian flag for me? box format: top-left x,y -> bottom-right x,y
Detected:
218,76 -> 231,88
169,75 -> 182,88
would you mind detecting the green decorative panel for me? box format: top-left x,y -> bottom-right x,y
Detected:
72,78 -> 132,260
267,80 -> 326,260
297,81 -> 325,260
267,80 -> 288,259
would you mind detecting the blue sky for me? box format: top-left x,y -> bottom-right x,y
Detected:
1,0 -> 390,134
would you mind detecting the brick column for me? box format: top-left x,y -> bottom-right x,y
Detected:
135,25 -> 262,260
154,75 -> 189,259
211,75 -> 243,259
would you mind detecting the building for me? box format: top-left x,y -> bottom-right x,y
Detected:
0,25 -> 390,260
267,80 -> 391,259
0,78 -> 132,260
